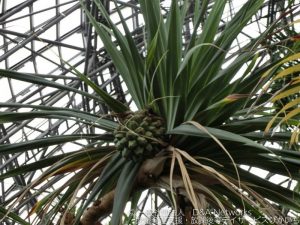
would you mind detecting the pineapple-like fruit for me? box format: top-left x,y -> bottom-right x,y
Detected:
114,110 -> 166,160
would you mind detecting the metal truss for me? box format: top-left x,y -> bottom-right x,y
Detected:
0,0 -> 299,223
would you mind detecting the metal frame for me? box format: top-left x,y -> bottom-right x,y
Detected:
0,0 -> 299,224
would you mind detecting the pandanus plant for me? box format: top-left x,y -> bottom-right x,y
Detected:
1,0 -> 300,224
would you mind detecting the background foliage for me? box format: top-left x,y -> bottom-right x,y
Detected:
0,0 -> 300,224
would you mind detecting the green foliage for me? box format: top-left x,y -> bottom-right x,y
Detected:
1,0 -> 300,225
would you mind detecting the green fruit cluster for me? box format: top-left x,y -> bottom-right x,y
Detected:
113,111 -> 166,159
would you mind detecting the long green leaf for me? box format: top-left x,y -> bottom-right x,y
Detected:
75,153 -> 125,223
65,61 -> 128,113
0,134 -> 112,155
222,167 -> 300,212
0,102 -> 100,117
170,123 -> 266,150
139,0 -> 168,113
0,69 -> 102,102
81,0 -> 144,109
183,0 -> 264,122
0,110 -> 117,130
111,160 -> 141,225
187,0 -> 227,85
111,0 -> 146,96
0,154 -> 69,180
0,206 -> 30,225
